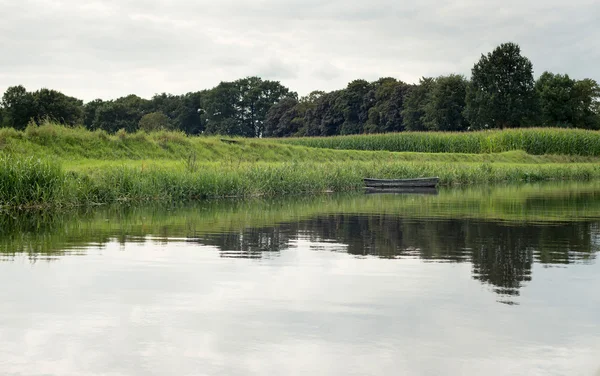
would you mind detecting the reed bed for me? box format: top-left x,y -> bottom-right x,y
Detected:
2,154 -> 600,209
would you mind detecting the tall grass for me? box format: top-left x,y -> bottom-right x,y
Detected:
0,156 -> 64,207
277,128 -> 600,156
2,156 -> 600,208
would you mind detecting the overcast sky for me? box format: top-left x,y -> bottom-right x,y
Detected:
1,0 -> 598,102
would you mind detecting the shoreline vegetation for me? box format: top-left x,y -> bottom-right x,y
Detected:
2,123 -> 600,209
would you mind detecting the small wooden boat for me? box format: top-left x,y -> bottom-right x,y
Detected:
364,187 -> 438,195
363,177 -> 439,188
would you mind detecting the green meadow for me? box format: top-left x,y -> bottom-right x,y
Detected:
2,123 -> 600,208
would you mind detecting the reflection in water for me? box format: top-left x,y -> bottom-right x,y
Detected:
1,183 -> 600,375
1,182 -> 600,303
196,216 -> 598,301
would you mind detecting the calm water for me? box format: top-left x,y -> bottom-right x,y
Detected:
1,183 -> 600,375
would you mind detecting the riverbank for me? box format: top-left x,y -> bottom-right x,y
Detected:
2,123 -> 600,208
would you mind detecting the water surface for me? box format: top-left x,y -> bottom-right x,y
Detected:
1,183 -> 600,375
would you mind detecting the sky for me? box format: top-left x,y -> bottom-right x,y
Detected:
0,0 -> 599,102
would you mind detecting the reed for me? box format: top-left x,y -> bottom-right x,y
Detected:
2,156 -> 600,208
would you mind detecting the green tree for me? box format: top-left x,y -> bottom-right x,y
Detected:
203,77 -> 295,137
83,99 -> 104,130
423,75 -> 469,131
402,78 -> 434,131
535,72 -> 576,127
365,78 -> 411,133
263,97 -> 301,137
202,81 -> 240,135
303,90 -> 345,136
91,94 -> 151,133
572,78 -> 600,129
1,85 -> 37,129
138,111 -> 173,132
339,79 -> 372,135
33,88 -> 83,126
175,91 -> 205,135
235,77 -> 296,137
465,42 -> 537,129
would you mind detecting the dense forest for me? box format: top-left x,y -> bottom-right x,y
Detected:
1,42 -> 599,137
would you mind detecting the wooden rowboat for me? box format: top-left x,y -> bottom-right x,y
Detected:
364,187 -> 438,195
363,177 -> 439,188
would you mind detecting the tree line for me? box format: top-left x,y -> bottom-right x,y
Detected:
1,42 -> 598,136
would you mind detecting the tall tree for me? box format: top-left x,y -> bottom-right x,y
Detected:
83,99 -> 104,130
235,77 -> 296,137
33,88 -> 83,126
91,95 -> 150,133
202,81 -> 241,135
1,85 -> 37,130
423,75 -> 469,131
138,111 -> 174,132
572,78 -> 600,129
535,72 -> 577,127
175,91 -> 205,135
304,90 -> 345,136
465,42 -> 537,129
365,78 -> 411,133
263,97 -> 301,137
402,78 -> 434,131
339,79 -> 372,135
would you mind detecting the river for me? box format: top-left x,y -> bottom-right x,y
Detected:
1,183 -> 599,375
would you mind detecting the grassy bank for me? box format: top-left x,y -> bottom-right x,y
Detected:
2,123 -> 600,164
276,128 -> 600,156
2,154 -> 600,208
2,123 -> 600,208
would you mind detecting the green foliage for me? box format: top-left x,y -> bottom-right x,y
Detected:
423,75 -> 469,131
1,158 -> 600,209
281,128 -> 600,156
138,112 -> 173,132
0,42 -> 598,137
465,42 -> 537,129
572,78 -> 600,129
365,78 -> 410,133
0,155 -> 64,207
339,79 -> 372,135
402,78 -> 434,131
1,85 -> 37,130
1,86 -> 83,130
203,77 -> 297,137
83,99 -> 104,129
536,72 -> 577,127
2,123 -> 600,208
33,88 -> 83,126
263,97 -> 301,137
303,90 -> 345,136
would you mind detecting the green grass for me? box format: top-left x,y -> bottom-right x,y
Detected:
3,154 -> 600,208
3,123 -> 600,208
275,128 -> 600,156
3,122 -> 600,164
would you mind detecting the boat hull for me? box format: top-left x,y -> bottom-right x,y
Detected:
363,177 -> 439,188
364,187 -> 438,195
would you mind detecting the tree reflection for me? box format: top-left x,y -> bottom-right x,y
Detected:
197,215 -> 598,299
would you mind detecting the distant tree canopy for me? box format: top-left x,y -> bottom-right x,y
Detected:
465,42 -> 537,129
138,112 -> 174,132
1,43 -> 599,136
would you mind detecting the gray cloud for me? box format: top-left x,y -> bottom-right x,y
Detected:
0,0 -> 598,101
